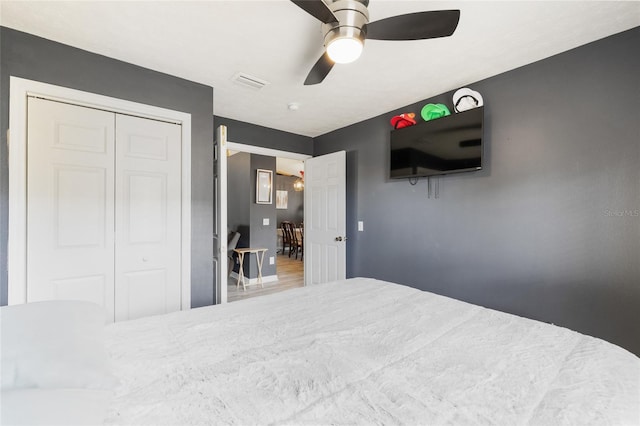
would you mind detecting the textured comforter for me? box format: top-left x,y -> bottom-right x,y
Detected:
104,278 -> 640,425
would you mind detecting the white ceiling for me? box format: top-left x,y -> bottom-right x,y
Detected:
276,157 -> 305,177
2,1 -> 638,137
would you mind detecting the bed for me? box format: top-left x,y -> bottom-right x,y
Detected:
2,278 -> 639,425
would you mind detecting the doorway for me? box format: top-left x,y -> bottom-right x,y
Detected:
214,128 -> 346,304
225,150 -> 306,303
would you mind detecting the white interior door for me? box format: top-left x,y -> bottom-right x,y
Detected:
114,115 -> 182,321
26,98 -> 116,318
304,150 -> 346,285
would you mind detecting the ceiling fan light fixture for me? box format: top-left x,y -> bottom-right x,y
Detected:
327,36 -> 363,64
295,1 -> 461,85
321,1 -> 369,65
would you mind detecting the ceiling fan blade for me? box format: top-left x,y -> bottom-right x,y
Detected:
304,52 -> 335,85
366,10 -> 460,41
290,0 -> 338,24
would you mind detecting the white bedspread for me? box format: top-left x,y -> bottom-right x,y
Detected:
104,278 -> 640,425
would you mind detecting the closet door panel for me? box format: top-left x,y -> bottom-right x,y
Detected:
26,98 -> 116,319
115,115 -> 182,321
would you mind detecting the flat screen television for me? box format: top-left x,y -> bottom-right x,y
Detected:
390,107 -> 484,179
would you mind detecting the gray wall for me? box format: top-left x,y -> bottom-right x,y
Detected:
249,155 -> 277,278
227,152 -> 251,275
226,152 -> 277,278
314,27 -> 640,355
227,153 -> 251,234
0,27 -> 215,307
276,175 -> 304,226
215,115 -> 313,155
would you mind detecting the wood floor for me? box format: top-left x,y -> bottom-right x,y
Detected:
227,252 -> 304,303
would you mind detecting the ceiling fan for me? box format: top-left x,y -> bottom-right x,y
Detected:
291,0 -> 460,85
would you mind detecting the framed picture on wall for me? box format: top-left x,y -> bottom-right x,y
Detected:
276,190 -> 288,209
256,169 -> 273,204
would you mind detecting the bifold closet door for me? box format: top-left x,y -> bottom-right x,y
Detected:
26,97 -> 116,319
114,114 -> 182,321
27,97 -> 182,322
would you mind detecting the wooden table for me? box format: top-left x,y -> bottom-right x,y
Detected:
233,248 -> 268,290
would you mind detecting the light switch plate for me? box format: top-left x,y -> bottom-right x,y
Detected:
358,221 -> 364,232
263,218 -> 269,226
269,256 -> 274,265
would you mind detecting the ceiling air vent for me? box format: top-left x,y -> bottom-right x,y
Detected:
232,72 -> 269,90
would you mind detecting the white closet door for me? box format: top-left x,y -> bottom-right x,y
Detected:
26,98 -> 116,319
114,114 -> 182,321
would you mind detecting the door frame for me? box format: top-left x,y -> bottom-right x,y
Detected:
8,76 -> 192,310
215,126 -> 310,304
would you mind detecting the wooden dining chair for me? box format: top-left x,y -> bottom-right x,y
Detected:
290,222 -> 303,260
282,222 -> 302,259
297,223 -> 304,260
281,221 -> 293,256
